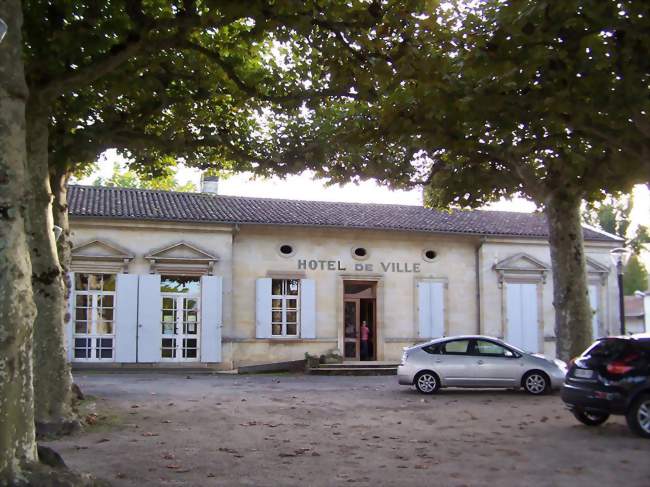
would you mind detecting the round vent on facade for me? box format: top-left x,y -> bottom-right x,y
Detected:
352,246 -> 369,260
423,249 -> 437,262
278,244 -> 295,257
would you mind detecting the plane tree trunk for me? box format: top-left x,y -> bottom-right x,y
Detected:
25,102 -> 77,438
50,165 -> 72,277
0,0 -> 39,481
545,190 -> 593,361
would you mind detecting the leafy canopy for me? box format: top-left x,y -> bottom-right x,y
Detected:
22,1 -> 383,178
278,0 -> 650,208
583,192 -> 650,254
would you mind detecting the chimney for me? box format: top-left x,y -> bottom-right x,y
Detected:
201,174 -> 219,195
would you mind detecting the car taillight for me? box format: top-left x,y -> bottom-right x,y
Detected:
606,362 -> 634,375
400,351 -> 408,365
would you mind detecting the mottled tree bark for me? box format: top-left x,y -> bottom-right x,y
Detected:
25,104 -> 77,437
0,0 -> 39,482
546,191 -> 593,361
50,166 -> 72,276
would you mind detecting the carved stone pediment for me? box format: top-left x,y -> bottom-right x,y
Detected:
586,257 -> 610,285
71,239 -> 134,273
145,241 -> 218,275
493,253 -> 550,287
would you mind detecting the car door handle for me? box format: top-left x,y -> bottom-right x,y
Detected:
477,360 -> 484,365
435,359 -> 442,363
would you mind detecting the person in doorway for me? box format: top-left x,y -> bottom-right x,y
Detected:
360,321 -> 370,360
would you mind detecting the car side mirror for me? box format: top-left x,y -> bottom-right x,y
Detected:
504,350 -> 515,358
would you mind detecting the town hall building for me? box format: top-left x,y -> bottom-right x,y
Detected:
66,182 -> 620,369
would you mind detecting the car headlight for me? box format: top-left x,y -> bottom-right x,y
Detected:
553,359 -> 567,372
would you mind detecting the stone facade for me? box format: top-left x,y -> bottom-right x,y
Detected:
68,212 -> 621,369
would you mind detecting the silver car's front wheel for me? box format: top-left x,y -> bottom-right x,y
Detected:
415,371 -> 440,394
523,371 -> 549,395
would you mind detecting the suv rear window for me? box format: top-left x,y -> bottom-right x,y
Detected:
584,338 -> 637,360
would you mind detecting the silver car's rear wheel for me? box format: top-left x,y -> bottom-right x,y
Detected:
414,371 -> 440,394
523,371 -> 549,395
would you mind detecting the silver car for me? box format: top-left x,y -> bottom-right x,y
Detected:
397,335 -> 567,395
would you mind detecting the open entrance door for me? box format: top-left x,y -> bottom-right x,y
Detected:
343,281 -> 376,361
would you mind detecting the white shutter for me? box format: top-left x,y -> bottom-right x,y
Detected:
66,272 -> 75,361
417,281 -> 432,338
507,283 -> 539,352
255,278 -> 272,339
137,274 -> 161,362
521,283 -> 539,352
506,283 -> 523,347
588,284 -> 599,339
430,282 -> 445,338
300,279 -> 316,339
115,274 -> 138,362
201,275 -> 222,362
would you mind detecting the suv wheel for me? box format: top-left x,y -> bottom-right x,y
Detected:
414,371 -> 440,394
572,407 -> 609,426
626,394 -> 650,439
523,371 -> 549,395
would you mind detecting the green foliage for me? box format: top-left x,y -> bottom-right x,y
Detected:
92,163 -> 196,192
22,1 -> 382,179
583,193 -> 650,254
624,254 -> 649,294
583,194 -> 632,238
285,1 -> 650,206
631,225 -> 650,255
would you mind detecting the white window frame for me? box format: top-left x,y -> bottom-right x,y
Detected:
271,279 -> 300,337
72,273 -> 116,362
160,292 -> 201,362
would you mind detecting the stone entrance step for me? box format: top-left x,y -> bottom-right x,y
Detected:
71,363 -> 223,375
308,362 -> 399,376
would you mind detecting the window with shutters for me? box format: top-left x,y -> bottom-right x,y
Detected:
160,276 -> 201,361
271,279 -> 300,337
72,273 -> 116,361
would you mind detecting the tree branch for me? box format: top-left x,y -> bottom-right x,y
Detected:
181,40 -> 356,103
35,11 -> 212,98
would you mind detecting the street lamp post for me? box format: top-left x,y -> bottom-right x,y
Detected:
609,247 -> 632,335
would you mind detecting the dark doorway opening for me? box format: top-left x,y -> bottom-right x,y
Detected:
343,281 -> 376,361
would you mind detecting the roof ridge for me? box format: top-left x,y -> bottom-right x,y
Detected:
68,184 -> 541,217
66,185 -> 618,242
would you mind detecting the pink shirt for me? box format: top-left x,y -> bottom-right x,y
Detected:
361,325 -> 369,341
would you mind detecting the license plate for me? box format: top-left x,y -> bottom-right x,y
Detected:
574,368 -> 593,379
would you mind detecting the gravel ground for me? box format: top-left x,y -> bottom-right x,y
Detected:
44,373 -> 650,487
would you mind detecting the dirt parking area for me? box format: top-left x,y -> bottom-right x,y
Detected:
44,373 -> 650,487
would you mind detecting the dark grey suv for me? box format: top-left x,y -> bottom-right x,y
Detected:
561,333 -> 650,438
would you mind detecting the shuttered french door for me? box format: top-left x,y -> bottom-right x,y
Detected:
161,293 -> 200,361
505,283 -> 539,352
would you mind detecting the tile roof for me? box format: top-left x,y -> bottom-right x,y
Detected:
67,185 -> 618,241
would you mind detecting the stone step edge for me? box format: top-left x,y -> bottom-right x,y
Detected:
319,363 -> 399,369
312,367 -> 397,371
